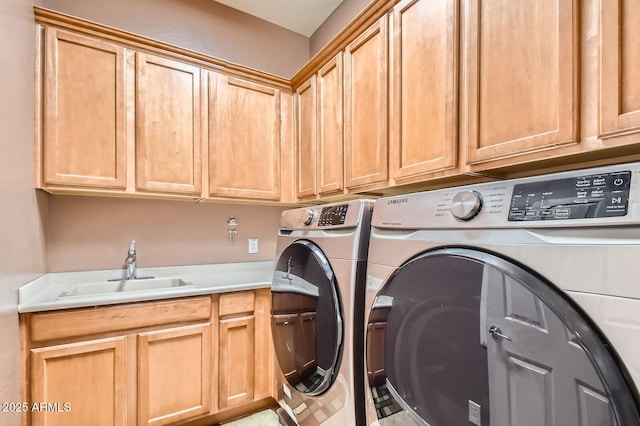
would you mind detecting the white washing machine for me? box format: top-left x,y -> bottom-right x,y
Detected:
272,200 -> 373,425
364,163 -> 640,425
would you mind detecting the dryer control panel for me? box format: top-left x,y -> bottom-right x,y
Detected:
508,170 -> 631,221
372,162 -> 640,229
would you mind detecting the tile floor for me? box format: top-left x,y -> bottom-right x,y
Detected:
221,409 -> 281,426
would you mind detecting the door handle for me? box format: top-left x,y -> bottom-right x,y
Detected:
489,325 -> 512,341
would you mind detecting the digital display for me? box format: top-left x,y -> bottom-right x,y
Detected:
508,171 -> 631,221
318,204 -> 349,226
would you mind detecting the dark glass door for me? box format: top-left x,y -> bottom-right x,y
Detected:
272,240 -> 343,395
366,247 -> 640,426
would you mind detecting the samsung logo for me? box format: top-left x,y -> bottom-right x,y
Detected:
387,198 -> 408,205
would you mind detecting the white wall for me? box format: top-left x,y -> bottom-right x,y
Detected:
0,0 -> 47,424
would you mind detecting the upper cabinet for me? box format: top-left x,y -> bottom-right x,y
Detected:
295,76 -> 317,199
37,3 -> 640,206
463,0 -> 579,166
35,9 -> 292,204
344,16 -> 389,190
317,53 -> 345,196
600,0 -> 640,137
390,0 -> 459,182
208,74 -> 282,201
42,28 -> 127,189
135,53 -> 203,196
294,53 -> 345,200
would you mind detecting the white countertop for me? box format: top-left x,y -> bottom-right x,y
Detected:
19,261 -> 275,313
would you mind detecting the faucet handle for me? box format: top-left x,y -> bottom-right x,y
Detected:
128,240 -> 136,255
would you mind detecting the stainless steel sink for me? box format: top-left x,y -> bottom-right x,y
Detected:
57,277 -> 194,299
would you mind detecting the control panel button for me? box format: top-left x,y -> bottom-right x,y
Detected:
553,208 -> 571,219
450,190 -> 483,221
303,209 -> 315,225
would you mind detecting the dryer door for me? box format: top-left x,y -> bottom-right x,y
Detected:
366,247 -> 640,426
271,240 -> 343,395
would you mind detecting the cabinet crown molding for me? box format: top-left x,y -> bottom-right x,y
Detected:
33,6 -> 291,92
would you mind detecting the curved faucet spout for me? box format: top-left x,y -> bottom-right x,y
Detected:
126,240 -> 137,280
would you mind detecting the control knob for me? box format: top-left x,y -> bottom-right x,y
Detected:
450,190 -> 483,221
303,209 -> 315,225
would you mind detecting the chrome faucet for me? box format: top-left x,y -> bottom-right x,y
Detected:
286,257 -> 294,280
126,240 -> 137,280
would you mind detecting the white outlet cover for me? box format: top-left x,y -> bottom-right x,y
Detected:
248,238 -> 259,253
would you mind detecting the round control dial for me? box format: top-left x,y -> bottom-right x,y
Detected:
450,190 -> 483,221
303,209 -> 315,225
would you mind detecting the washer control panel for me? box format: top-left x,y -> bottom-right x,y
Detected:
508,170 -> 631,221
318,204 -> 349,226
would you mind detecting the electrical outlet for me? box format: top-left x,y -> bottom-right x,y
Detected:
248,238 -> 259,254
469,400 -> 481,426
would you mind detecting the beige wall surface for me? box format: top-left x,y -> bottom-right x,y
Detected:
46,196 -> 285,272
44,0 -> 310,78
0,0 -> 47,424
310,0 -> 373,56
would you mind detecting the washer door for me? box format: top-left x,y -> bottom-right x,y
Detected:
271,240 -> 343,395
366,248 -> 640,426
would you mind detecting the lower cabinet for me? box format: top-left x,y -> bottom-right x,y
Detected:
30,336 -> 128,426
138,324 -> 212,426
219,316 -> 255,409
216,289 -> 274,412
22,291 -> 274,426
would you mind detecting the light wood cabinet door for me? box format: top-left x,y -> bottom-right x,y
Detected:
253,288 -> 276,401
31,336 -> 127,426
136,52 -> 202,195
317,53 -> 345,195
209,73 -> 281,200
295,76 -> 317,199
391,0 -> 458,181
344,17 -> 389,189
601,0 -> 640,136
43,29 -> 127,189
137,323 -> 212,426
464,0 -> 578,165
218,315 -> 256,409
